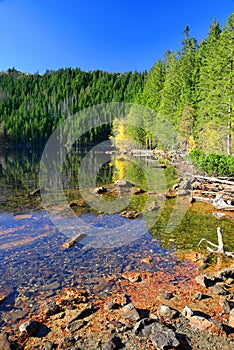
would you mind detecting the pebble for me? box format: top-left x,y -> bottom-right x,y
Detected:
161,292 -> 174,300
194,292 -> 204,300
41,299 -> 61,317
103,336 -> 124,350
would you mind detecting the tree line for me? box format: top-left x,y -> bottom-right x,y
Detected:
0,68 -> 146,145
125,13 -> 234,157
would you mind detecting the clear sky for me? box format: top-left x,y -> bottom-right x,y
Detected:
0,0 -> 233,74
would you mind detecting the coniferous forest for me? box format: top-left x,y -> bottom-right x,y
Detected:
0,13 -> 233,168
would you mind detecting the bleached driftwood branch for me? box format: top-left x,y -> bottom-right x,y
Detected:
198,227 -> 234,258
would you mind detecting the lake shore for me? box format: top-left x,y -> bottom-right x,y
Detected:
2,258 -> 234,349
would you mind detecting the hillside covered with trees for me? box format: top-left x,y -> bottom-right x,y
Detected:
0,12 -> 233,171
0,68 -> 146,145
125,13 -> 234,159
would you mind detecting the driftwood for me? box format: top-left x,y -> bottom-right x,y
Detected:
188,175 -> 234,211
63,233 -> 87,248
198,227 -> 234,258
213,194 -> 234,211
192,175 -> 234,186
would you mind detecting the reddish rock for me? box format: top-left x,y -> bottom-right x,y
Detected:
229,308 -> 234,327
120,303 -> 140,322
190,316 -> 224,335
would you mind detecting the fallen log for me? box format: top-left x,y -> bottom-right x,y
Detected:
213,194 -> 234,211
191,196 -> 213,204
192,175 -> 234,186
63,233 -> 87,248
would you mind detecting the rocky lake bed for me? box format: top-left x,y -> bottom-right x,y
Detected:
1,150 -> 234,349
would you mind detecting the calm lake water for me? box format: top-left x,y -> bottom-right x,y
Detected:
0,145 -> 233,327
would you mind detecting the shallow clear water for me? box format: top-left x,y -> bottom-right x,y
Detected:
0,146 -> 233,327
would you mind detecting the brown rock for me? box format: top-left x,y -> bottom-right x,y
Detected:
190,316 -> 224,335
209,285 -> 229,296
165,188 -> 177,199
195,274 -> 216,288
229,308 -> 234,327
120,303 -> 140,321
219,299 -> 231,314
122,271 -> 142,283
0,332 -> 11,350
141,256 -> 152,264
66,320 -> 87,333
132,187 -> 146,195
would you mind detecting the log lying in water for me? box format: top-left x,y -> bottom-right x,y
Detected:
63,233 -> 87,248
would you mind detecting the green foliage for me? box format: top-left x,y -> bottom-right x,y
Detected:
190,148 -> 234,176
127,12 -> 234,157
0,69 -> 146,145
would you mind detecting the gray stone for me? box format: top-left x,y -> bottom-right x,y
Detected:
181,306 -> 194,318
209,285 -> 229,296
41,299 -> 61,317
150,322 -> 180,349
148,201 -> 160,212
42,341 -> 54,350
92,186 -> 107,194
42,281 -> 60,291
103,336 -> 124,349
195,274 -> 216,288
217,267 -> 234,281
67,306 -> 93,323
104,301 -> 118,310
120,303 -> 140,321
194,292 -> 204,300
133,318 -> 157,335
0,332 -> 11,350
66,319 -> 86,333
157,304 -> 179,320
161,292 -> 174,300
132,187 -> 146,195
115,179 -> 134,188
19,320 -> 40,336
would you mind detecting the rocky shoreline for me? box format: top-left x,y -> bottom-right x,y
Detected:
1,263 -> 234,349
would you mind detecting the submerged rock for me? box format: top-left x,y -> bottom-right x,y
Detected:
92,186 -> 107,195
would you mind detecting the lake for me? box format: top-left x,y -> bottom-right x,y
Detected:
0,145 -> 233,329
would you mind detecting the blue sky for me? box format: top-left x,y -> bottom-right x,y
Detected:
0,0 -> 233,73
